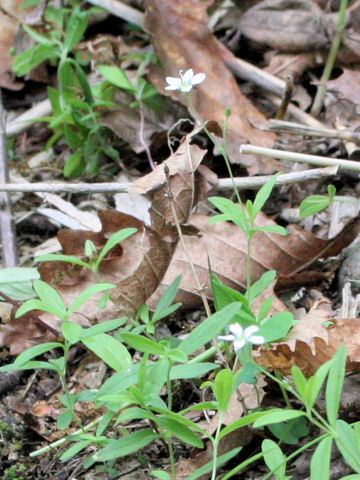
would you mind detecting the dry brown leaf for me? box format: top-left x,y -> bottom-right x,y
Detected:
256,302 -> 360,375
148,213 -> 360,312
144,0 -> 278,175
239,0 -> 328,52
325,68 -> 360,108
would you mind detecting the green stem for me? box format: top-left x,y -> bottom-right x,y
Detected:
185,93 -> 241,204
168,438 -> 177,480
211,413 -> 224,480
311,0 -> 348,116
246,234 -> 252,300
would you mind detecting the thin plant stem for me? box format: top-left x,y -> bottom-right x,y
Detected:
138,101 -> 156,170
168,439 -> 177,480
246,235 -> 252,300
311,0 -> 348,116
211,413 -> 224,480
185,93 -> 242,204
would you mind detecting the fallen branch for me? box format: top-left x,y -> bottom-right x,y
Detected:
0,167 -> 338,194
240,144 -> 360,173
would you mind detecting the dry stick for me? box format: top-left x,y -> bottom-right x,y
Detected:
275,75 -> 294,120
0,89 -> 18,267
267,119 -> 360,143
311,0 -> 348,116
0,167 -> 339,194
87,0 -> 144,28
240,144 -> 360,173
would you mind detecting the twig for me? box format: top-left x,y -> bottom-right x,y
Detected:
86,0 -> 144,28
0,89 -> 18,266
30,415 -> 105,457
0,167 -> 338,194
267,119 -> 360,143
311,0 -> 348,116
6,99 -> 51,138
275,75 -> 293,120
240,144 -> 360,172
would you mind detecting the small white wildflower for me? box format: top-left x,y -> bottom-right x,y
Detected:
165,68 -> 206,93
218,323 -> 265,351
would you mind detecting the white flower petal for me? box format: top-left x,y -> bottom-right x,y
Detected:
229,323 -> 244,337
165,85 -> 180,90
218,334 -> 235,342
182,69 -> 194,83
180,84 -> 193,92
249,335 -> 265,345
166,77 -> 181,86
233,339 -> 246,351
191,73 -> 206,85
244,325 -> 260,339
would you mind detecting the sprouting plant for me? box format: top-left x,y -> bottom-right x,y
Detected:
13,0 -> 119,177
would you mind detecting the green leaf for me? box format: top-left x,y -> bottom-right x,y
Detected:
259,312 -> 295,343
219,411 -> 271,441
0,267 -> 39,301
213,369 -> 233,414
300,195 -> 332,219
94,429 -> 158,461
166,349 -> 188,363
170,362 -> 217,380
98,65 -> 136,92
335,420 -> 360,473
22,24 -> 53,46
68,283 -> 115,314
152,471 -> 171,480
340,476 -> 360,479
60,440 -> 92,462
157,417 -> 203,448
15,298 -> 60,318
61,322 -> 83,344
248,270 -> 276,304
310,436 -> 332,480
253,410 -> 306,428
153,275 -> 181,322
35,253 -> 88,268
80,317 -> 127,339
64,125 -> 83,149
116,407 -> 156,424
326,345 -> 347,425
291,366 -> 307,399
14,342 -> 63,366
306,360 -> 332,408
268,416 -> 309,445
82,333 -> 132,371
252,174 -> 279,217
64,8 -> 89,51
208,197 -> 248,232
0,360 -> 57,372
13,45 -> 57,76
262,439 -> 286,479
64,151 -> 86,178
97,228 -> 137,265
121,333 -> 165,356
254,225 -> 287,235
179,302 -> 242,355
33,280 -> 67,316
57,410 -> 74,430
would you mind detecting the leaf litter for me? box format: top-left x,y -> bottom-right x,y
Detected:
3,0 -> 360,478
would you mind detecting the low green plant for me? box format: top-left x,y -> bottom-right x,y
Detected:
13,0 -> 119,177
300,184 -> 359,218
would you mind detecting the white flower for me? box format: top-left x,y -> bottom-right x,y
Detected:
218,324 -> 265,351
165,68 -> 206,93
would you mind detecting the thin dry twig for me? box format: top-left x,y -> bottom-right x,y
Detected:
240,144 -> 360,173
0,89 -> 18,266
0,167 -> 338,194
